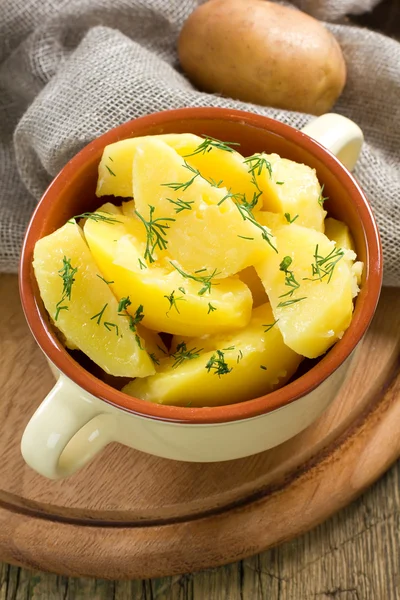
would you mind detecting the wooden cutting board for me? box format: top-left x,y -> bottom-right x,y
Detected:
0,274 -> 399,580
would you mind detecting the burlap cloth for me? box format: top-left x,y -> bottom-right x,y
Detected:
0,0 -> 398,285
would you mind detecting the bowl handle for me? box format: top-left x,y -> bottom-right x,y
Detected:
21,375 -> 115,480
301,113 -> 364,171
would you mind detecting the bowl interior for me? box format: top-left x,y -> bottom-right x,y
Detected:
20,109 -> 382,423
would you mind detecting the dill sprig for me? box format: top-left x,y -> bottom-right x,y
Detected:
138,258 -> 147,270
118,304 -> 145,348
183,135 -> 240,157
149,353 -> 160,366
236,202 -> 277,252
170,261 -> 221,296
237,349 -> 243,363
55,256 -> 77,320
167,197 -> 194,213
208,302 -> 217,314
171,342 -> 203,369
68,211 -> 121,225
277,297 -> 307,308
284,213 -> 299,224
205,350 -> 232,377
217,190 -> 245,206
104,321 -> 119,336
135,205 -> 175,263
91,303 -> 108,325
118,296 -> 132,312
263,319 -> 279,332
164,290 -> 186,315
161,161 -> 201,192
318,184 -> 329,207
278,256 -> 301,299
105,165 -> 116,177
244,154 -> 272,178
304,244 -> 345,284
96,274 -> 114,284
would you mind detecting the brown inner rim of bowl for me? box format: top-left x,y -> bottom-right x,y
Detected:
19,108 -> 382,424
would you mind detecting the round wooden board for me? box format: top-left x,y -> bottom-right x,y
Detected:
0,274 -> 399,580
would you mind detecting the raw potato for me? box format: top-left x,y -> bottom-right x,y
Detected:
33,221 -> 155,378
83,205 -> 253,336
123,303 -> 302,407
256,224 -> 355,358
179,0 -> 346,115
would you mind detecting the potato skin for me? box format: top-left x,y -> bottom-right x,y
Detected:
178,0 -> 346,115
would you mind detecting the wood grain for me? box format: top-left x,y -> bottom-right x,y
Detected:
0,272 -> 399,590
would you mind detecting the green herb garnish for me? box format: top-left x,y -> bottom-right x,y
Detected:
68,211 -> 121,225
135,205 -> 175,263
205,350 -> 232,378
104,322 -> 119,336
278,256 -> 302,300
260,365 -> 267,370
236,202 -> 277,252
161,161 -> 201,192
304,244 -> 345,284
91,303 -> 108,325
149,353 -> 160,366
276,181 -> 285,185
55,256 -> 77,321
263,319 -> 279,332
277,297 -> 307,308
172,342 -> 203,368
138,258 -> 147,270
208,302 -> 217,314
164,290 -> 186,315
96,274 -> 114,284
237,235 -> 255,241
105,165 -> 116,177
184,135 -> 240,157
167,197 -> 195,213
284,213 -> 299,224
318,184 -> 329,207
170,262 -> 220,296
118,296 -> 132,312
244,155 -> 272,178
237,350 -> 243,363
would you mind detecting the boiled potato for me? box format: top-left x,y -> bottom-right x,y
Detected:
179,0 -> 346,115
97,133 -> 261,209
238,266 -> 268,308
83,205 -> 253,336
253,153 -> 326,231
123,303 -> 302,407
132,138 -> 276,277
324,217 -> 356,252
33,221 -> 155,378
256,224 -> 355,358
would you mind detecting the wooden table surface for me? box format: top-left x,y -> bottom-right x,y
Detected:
2,1 -> 399,598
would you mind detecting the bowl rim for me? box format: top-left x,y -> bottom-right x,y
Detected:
19,107 -> 383,424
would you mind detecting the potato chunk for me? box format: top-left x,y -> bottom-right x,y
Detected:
123,303 -> 302,407
256,224 -> 356,358
253,153 -> 326,231
132,138 -> 276,278
83,207 -> 253,336
33,221 -> 155,378
324,217 -> 356,252
97,133 -> 262,209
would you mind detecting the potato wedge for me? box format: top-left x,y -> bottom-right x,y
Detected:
256,223 -> 355,358
83,206 -> 253,336
123,303 -> 301,407
33,221 -> 155,378
132,138 -> 276,277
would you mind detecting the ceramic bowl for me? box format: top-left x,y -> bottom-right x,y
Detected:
19,108 -> 382,479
